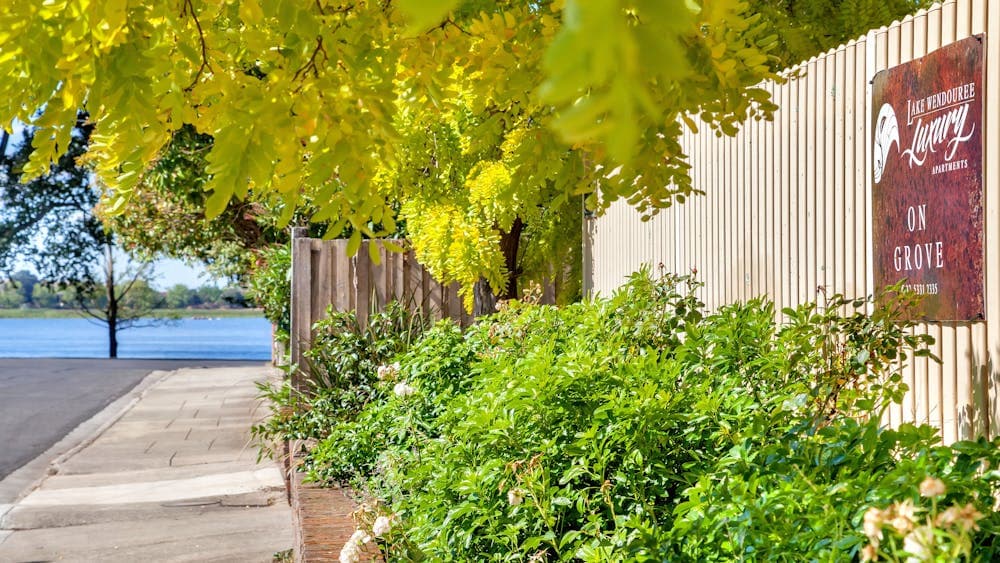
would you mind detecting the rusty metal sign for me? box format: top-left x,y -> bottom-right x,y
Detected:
871,35 -> 985,321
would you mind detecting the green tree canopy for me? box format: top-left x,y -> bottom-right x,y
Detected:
102,125 -> 292,279
0,0 -> 927,305
748,0 -> 929,65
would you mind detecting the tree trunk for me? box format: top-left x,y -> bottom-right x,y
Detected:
498,217 -> 524,300
105,243 -> 118,359
0,129 -> 9,165
108,312 -> 118,358
472,279 -> 497,317
472,217 -> 525,316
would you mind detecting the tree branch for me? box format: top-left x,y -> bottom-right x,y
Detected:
439,18 -> 471,36
293,36 -> 329,82
323,2 -> 355,16
74,295 -> 110,325
0,200 -> 81,243
116,262 -> 151,301
182,0 -> 212,92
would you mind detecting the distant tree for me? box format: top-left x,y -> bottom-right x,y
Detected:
118,279 -> 166,311
166,283 -> 201,309
31,284 -> 67,308
0,115 -> 165,357
195,285 -> 223,307
9,270 -> 37,305
220,286 -> 248,308
0,282 -> 22,308
57,251 -> 167,357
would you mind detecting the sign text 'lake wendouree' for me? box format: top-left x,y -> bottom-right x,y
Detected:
871,34 -> 985,321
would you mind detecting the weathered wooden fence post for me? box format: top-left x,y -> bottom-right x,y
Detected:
289,227 -> 311,392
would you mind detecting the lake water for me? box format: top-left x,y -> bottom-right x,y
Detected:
0,317 -> 273,360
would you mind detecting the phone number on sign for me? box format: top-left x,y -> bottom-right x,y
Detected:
901,283 -> 939,295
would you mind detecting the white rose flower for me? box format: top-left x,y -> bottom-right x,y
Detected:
918,476 -> 946,498
377,362 -> 402,382
507,488 -> 524,506
394,382 -> 416,398
339,539 -> 360,563
863,506 -> 884,541
339,528 -> 372,563
890,499 -> 916,534
937,503 -> 984,532
902,525 -> 933,562
350,529 -> 372,544
372,515 -> 393,538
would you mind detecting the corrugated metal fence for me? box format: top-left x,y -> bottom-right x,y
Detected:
290,230 -> 472,388
585,0 -> 999,443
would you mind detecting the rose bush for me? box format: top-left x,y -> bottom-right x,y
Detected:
295,269 -> 1000,560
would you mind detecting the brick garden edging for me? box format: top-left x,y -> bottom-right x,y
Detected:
285,441 -> 383,562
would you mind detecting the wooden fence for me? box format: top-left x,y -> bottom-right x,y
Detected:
289,229 -> 473,387
585,0 -> 999,443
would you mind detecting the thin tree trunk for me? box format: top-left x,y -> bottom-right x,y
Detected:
472,217 -> 525,316
105,243 -> 118,358
0,129 -> 9,165
108,313 -> 118,358
472,279 -> 496,317
498,217 -> 524,300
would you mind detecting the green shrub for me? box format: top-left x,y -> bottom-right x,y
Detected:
306,320 -> 476,487
300,270 -> 1000,561
672,419 -> 1000,561
305,301 -> 429,395
316,271 -> 713,559
252,301 -> 431,455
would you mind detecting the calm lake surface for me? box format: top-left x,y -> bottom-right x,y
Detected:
0,317 -> 272,360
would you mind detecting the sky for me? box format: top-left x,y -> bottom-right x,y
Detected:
150,258 -> 222,290
9,256 -> 223,290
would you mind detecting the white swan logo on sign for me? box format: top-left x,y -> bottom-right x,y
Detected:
873,103 -> 900,184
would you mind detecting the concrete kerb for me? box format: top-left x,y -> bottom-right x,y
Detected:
0,368 -> 172,527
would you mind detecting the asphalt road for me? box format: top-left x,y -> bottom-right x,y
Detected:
0,359 -> 265,482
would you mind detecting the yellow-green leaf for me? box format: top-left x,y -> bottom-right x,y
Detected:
367,239 -> 382,265
382,239 -> 405,253
398,0 -> 460,34
346,230 -> 362,256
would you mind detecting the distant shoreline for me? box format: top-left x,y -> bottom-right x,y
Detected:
0,308 -> 265,319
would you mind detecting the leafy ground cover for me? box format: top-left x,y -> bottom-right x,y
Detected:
257,270 -> 1000,561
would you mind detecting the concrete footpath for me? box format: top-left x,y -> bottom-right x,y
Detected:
0,366 -> 293,562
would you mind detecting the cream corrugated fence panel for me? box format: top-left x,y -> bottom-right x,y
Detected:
585,0 -> 998,442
